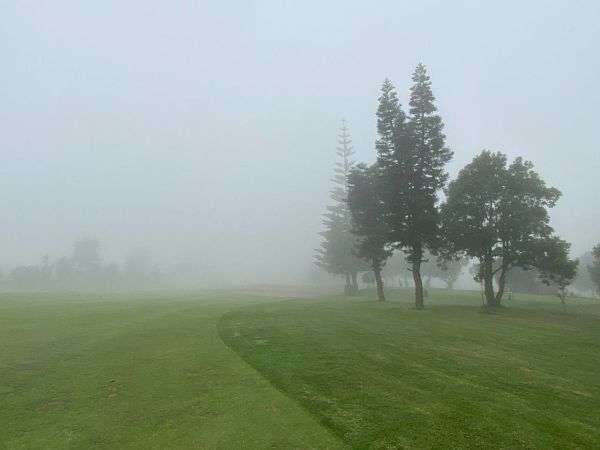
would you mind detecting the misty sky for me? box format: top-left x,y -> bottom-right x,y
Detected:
2,1 -> 599,282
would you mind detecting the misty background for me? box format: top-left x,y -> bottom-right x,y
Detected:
2,1 -> 599,286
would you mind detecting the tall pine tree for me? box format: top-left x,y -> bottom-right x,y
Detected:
347,163 -> 392,301
376,65 -> 452,309
315,120 -> 367,294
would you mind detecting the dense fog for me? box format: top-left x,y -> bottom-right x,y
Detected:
2,1 -> 599,287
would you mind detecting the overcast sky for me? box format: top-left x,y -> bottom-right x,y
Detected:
1,1 -> 599,282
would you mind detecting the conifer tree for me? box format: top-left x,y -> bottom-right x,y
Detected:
401,63 -> 453,309
375,66 -> 452,309
347,163 -> 392,301
315,120 -> 367,294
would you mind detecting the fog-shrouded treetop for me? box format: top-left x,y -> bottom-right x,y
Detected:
315,121 -> 368,294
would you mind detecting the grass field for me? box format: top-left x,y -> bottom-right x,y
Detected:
2,289 -> 600,449
0,292 -> 341,449
219,289 -> 600,449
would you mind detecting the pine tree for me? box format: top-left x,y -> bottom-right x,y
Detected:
347,163 -> 392,301
402,64 -> 452,308
376,78 -> 406,165
376,65 -> 453,309
315,120 -> 367,294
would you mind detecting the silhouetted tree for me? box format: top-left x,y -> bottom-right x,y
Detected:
442,151 -> 575,307
383,252 -> 411,287
535,237 -> 579,310
376,66 -> 452,309
72,238 -> 101,274
315,121 -> 368,294
348,163 -> 392,301
588,244 -> 600,295
572,251 -> 596,296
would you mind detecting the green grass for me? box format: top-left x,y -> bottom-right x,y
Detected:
219,289 -> 600,449
0,292 -> 342,449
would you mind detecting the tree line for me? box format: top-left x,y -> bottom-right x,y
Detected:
317,63 -> 588,308
0,238 -> 160,291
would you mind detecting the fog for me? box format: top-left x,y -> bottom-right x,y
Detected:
2,1 -> 599,286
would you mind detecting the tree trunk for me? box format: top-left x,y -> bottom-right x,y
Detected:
413,259 -> 424,309
495,266 -> 508,305
351,271 -> 359,295
374,267 -> 386,302
482,256 -> 498,307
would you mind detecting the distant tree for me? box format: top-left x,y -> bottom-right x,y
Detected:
124,247 -> 154,283
72,238 -> 101,273
435,256 -> 468,290
376,66 -> 452,309
534,237 -> 579,310
315,121 -> 368,295
588,244 -> 600,295
347,163 -> 392,301
572,251 -> 596,296
361,271 -> 375,287
501,267 -> 555,295
55,256 -> 74,286
383,252 -> 411,287
442,151 -> 574,307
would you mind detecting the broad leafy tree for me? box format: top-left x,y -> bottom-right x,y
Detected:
442,150 -> 576,306
315,121 -> 367,294
534,237 -> 579,309
347,163 -> 392,301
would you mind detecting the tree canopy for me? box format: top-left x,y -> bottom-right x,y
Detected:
347,163 -> 392,301
442,150 -> 577,306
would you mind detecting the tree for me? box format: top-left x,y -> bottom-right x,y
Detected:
588,244 -> 600,295
376,66 -> 452,309
435,256 -> 468,290
124,247 -> 154,283
442,150 -> 573,307
315,121 -> 368,295
382,252 -> 411,287
572,251 -> 596,296
535,237 -> 579,310
72,238 -> 101,274
347,163 -> 392,301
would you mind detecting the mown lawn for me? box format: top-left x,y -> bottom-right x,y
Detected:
219,289 -> 600,449
0,292 -> 342,449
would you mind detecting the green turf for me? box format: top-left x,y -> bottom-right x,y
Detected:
219,289 -> 600,449
0,292 -> 342,449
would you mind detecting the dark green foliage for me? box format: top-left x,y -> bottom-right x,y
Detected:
315,121 -> 367,294
347,163 -> 392,301
588,244 -> 600,295
442,151 -> 576,306
375,66 -> 452,309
